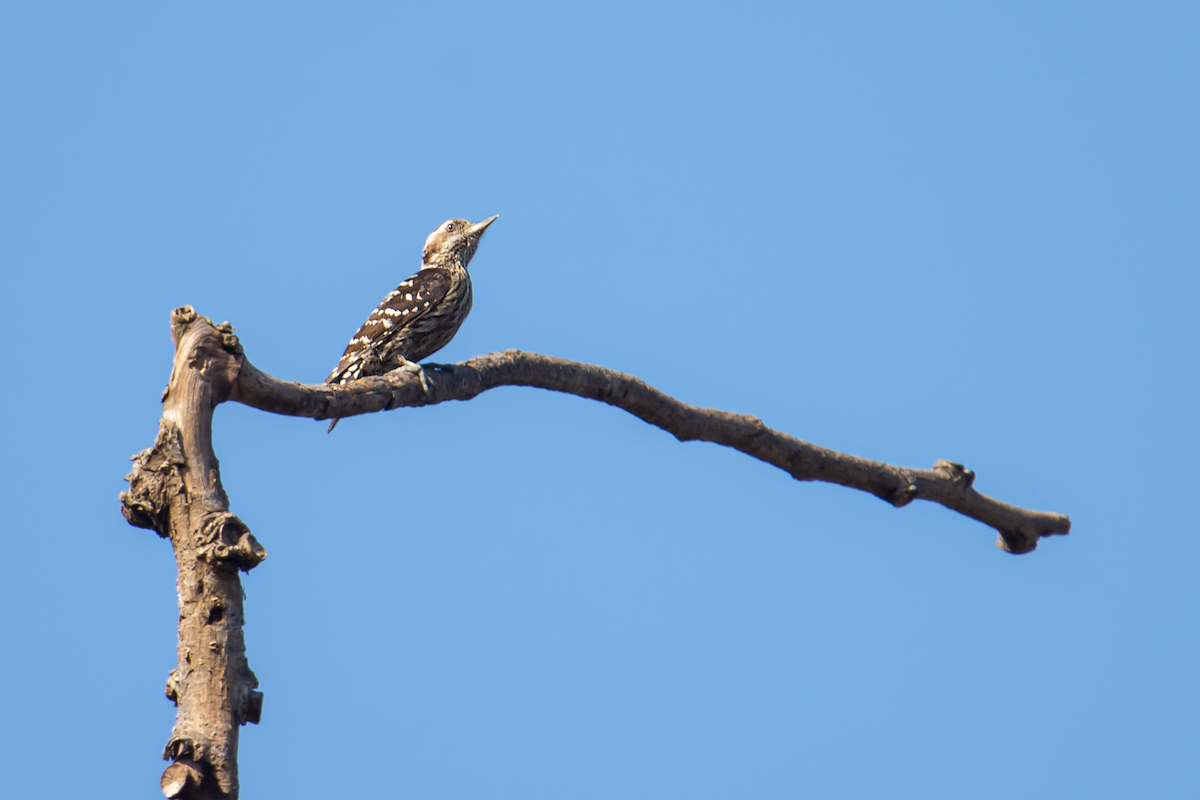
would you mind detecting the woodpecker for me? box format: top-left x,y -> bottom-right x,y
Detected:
324,215 -> 498,431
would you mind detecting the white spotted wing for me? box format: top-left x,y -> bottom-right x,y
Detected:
325,268 -> 452,384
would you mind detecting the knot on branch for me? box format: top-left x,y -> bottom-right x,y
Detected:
245,690 -> 264,725
164,735 -> 204,765
996,528 -> 1039,556
120,423 -> 186,537
234,666 -> 263,726
160,757 -> 206,799
933,459 -> 976,492
197,512 -> 267,572
214,320 -> 243,355
165,668 -> 184,705
886,471 -> 919,507
160,740 -> 229,798
165,727 -> 241,795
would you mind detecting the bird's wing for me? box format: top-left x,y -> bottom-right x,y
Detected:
325,268 -> 453,383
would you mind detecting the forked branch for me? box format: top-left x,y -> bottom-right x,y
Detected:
121,306 -> 1069,798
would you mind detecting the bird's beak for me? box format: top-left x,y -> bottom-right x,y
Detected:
469,215 -> 499,236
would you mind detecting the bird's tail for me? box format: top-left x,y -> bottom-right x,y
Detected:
325,373 -> 341,433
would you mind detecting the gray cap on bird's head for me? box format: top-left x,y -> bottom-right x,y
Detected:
421,215 -> 499,267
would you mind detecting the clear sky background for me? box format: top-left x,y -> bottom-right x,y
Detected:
2,2 -> 1197,798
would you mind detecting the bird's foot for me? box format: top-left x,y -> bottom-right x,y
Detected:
387,359 -> 430,393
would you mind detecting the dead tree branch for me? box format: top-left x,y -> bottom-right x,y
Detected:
121,308 -> 265,799
234,321 -> 1071,556
121,305 -> 1070,796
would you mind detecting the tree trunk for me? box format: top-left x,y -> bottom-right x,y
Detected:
122,308 -> 265,799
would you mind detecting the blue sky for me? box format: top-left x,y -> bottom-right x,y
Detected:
2,2 -> 1197,797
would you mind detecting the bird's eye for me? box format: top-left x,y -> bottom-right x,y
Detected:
445,222 -> 455,232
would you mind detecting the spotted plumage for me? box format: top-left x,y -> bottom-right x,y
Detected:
325,215 -> 498,431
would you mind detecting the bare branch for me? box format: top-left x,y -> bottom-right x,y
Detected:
228,312 -> 1071,554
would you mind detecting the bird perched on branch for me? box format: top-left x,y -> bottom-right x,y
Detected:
324,214 -> 498,432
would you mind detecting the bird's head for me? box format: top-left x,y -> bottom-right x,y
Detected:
421,215 -> 499,267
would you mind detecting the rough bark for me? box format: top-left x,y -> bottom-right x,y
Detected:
233,326 -> 1071,555
121,305 -> 1070,795
121,308 -> 265,799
